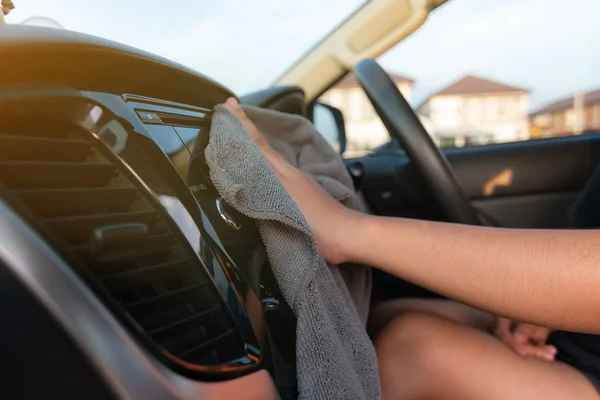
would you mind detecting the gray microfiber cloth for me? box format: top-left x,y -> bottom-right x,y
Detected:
203,104 -> 380,400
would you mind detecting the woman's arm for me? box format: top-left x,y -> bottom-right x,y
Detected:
225,98 -> 600,333
354,215 -> 600,333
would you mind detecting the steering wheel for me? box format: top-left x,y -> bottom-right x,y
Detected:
353,59 -> 482,226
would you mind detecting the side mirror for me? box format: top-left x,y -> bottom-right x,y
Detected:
312,102 -> 347,154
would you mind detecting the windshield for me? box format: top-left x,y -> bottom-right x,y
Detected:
5,0 -> 365,94
318,0 -> 600,155
380,0 -> 598,114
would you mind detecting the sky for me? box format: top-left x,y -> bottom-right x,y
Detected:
5,0 -> 600,110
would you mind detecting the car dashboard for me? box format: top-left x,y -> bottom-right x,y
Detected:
0,24 -> 286,399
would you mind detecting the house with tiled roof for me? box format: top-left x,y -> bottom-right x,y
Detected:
530,89 -> 600,137
418,75 -> 529,147
319,71 -> 413,152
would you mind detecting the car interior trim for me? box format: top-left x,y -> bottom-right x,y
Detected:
0,199 -> 279,400
122,93 -> 214,114
0,24 -> 234,109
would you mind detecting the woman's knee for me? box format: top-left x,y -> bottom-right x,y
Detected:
375,312 -> 452,398
375,312 -> 450,368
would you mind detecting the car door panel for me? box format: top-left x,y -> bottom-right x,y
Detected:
473,191 -> 577,228
448,136 -> 594,200
353,133 -> 600,228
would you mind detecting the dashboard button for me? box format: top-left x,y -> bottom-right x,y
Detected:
136,110 -> 161,124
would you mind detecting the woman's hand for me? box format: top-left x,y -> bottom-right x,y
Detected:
494,317 -> 556,361
224,98 -> 366,265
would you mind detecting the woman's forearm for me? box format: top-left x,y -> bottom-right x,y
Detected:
352,216 -> 600,333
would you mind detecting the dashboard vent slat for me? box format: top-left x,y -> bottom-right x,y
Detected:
46,211 -> 160,244
0,118 -> 247,369
0,135 -> 94,162
0,161 -> 118,189
148,305 -> 220,336
176,329 -> 235,359
133,288 -> 216,331
15,187 -> 140,218
70,233 -> 177,263
101,258 -> 191,283
126,283 -> 203,309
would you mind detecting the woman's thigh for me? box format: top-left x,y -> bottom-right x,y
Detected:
376,312 -> 599,400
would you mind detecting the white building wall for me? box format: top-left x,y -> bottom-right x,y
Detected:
429,96 -> 463,130
424,92 -> 530,144
320,82 -> 413,152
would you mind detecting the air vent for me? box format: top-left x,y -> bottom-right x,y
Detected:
135,109 -> 210,129
155,111 -> 210,129
0,115 -> 246,369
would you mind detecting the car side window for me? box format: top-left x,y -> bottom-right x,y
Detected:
318,0 -> 597,155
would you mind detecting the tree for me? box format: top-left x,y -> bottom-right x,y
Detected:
1,0 -> 15,16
